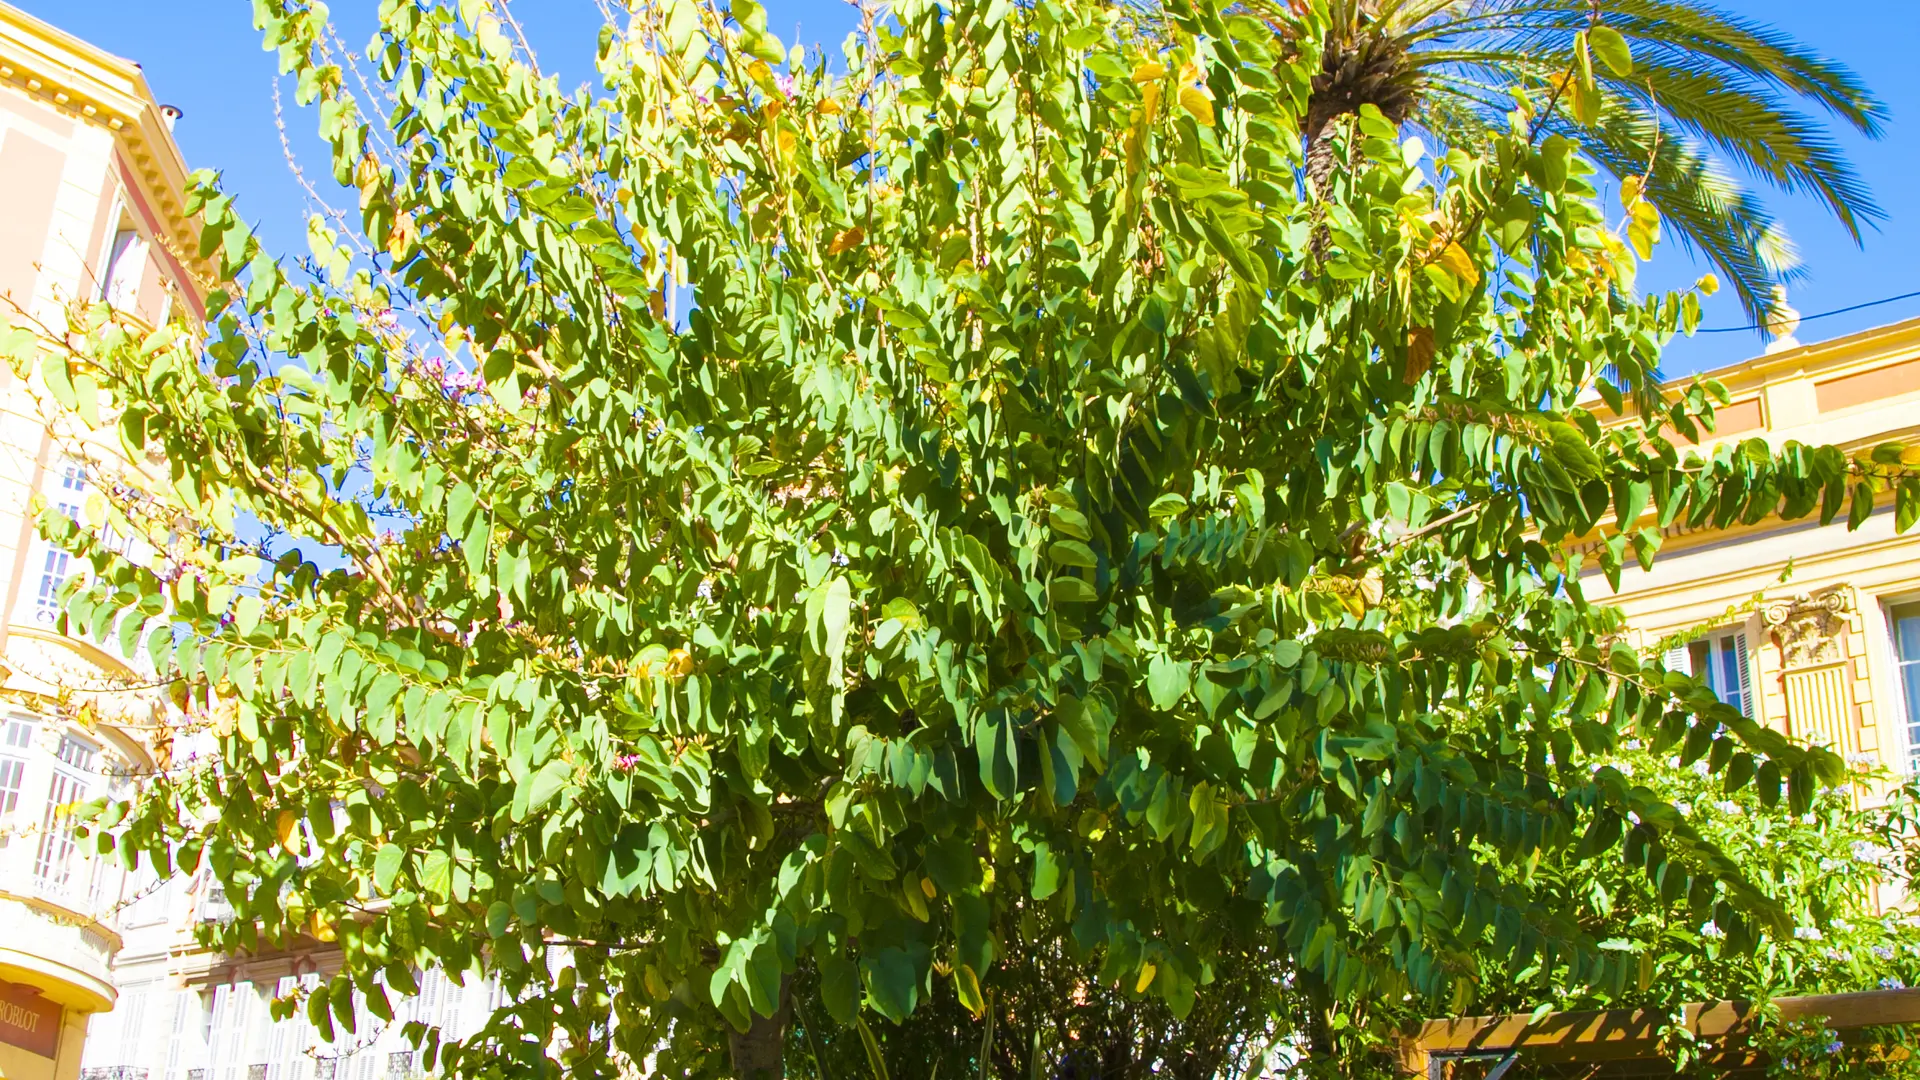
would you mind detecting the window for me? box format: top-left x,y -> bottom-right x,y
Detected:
58,458 -> 87,495
1666,629 -> 1752,717
0,715 -> 31,819
200,881 -> 233,923
101,225 -> 149,310
33,734 -> 95,889
33,547 -> 71,625
32,460 -> 86,626
1894,603 -> 1920,773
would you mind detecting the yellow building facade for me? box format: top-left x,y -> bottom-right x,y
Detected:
0,3 -> 203,1077
1584,317 -> 1920,777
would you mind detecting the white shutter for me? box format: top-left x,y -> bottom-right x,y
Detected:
1731,632 -> 1752,716
1664,643 -> 1691,674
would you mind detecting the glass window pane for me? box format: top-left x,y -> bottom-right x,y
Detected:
1687,641 -> 1710,678
35,769 -> 87,887
1892,605 -> 1920,772
1895,605 -> 1920,661
1904,659 -> 1920,753
0,756 -> 24,816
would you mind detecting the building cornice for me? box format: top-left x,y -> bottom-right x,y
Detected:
0,2 -> 212,311
1694,315 -> 1920,390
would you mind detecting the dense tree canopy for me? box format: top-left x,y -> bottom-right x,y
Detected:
9,0 -> 1919,1076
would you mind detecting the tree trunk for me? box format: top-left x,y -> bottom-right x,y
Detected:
729,979 -> 792,1080
1304,112 -> 1344,201
1304,111 -> 1346,262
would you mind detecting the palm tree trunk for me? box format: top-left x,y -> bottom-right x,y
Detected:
1304,112 -> 1344,200
1304,109 -> 1347,261
729,979 -> 792,1080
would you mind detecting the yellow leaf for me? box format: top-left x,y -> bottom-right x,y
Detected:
1134,961 -> 1158,993
355,151 -> 383,209
1360,568 -> 1384,608
747,59 -> 774,87
902,876 -> 930,921
920,876 -> 937,898
1140,83 -> 1162,124
1437,242 -> 1479,288
954,964 -> 986,1018
777,128 -> 798,161
1569,72 -> 1600,126
476,14 -> 511,60
277,810 -> 300,855
1626,219 -> 1656,261
1131,61 -> 1166,84
1696,273 -> 1719,296
816,98 -> 844,116
828,227 -> 866,255
1178,86 -> 1214,126
1619,175 -> 1642,210
386,211 -> 418,263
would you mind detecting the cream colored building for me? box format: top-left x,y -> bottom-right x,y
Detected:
1585,317 -> 1920,777
0,9 -> 506,1080
0,3 -> 205,1077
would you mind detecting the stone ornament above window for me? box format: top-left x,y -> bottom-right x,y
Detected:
1764,586 -> 1855,669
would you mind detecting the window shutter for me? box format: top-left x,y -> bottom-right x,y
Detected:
1664,644 -> 1690,674
1732,632 -> 1753,716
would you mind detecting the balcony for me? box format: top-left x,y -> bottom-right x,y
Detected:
0,708 -> 131,1011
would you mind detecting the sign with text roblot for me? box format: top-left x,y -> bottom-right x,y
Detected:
0,978 -> 61,1059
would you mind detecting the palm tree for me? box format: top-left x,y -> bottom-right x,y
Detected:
1293,0 -> 1887,326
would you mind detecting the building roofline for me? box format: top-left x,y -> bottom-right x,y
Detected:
0,2 -> 212,313
1677,314 -> 1920,388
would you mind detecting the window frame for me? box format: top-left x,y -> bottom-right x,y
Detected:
100,218 -> 150,311
0,714 -> 33,820
28,458 -> 88,627
1889,599 -> 1920,774
1664,626 -> 1754,718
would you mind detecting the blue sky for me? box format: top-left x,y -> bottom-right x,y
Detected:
24,0 -> 1918,376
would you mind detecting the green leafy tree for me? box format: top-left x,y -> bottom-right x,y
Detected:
1471,754 -> 1920,1016
11,0 -> 1920,1076
1283,0 -> 1887,324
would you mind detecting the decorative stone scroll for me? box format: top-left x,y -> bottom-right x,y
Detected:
1763,586 -> 1854,670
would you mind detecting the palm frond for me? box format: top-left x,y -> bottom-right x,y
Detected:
1297,0 -> 1883,320
1560,107 -> 1800,327
1606,61 -> 1880,241
1598,0 -> 1886,135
